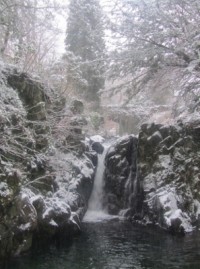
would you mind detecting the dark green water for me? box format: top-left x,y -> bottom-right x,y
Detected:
6,220 -> 200,269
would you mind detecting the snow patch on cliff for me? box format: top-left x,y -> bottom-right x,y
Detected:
156,188 -> 193,232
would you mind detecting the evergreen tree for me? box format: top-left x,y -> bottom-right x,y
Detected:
65,0 -> 105,103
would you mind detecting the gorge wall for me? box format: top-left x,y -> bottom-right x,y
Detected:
103,119 -> 200,234
0,64 -> 97,259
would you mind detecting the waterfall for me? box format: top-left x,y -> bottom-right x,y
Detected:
88,148 -> 107,211
83,146 -> 109,222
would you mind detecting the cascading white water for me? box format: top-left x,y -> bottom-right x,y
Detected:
88,148 -> 107,211
83,146 -> 110,222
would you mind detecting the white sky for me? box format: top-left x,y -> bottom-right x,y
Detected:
54,0 -> 68,56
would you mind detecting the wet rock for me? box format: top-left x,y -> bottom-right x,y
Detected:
103,135 -> 139,214
147,131 -> 163,146
160,136 -> 173,148
159,125 -> 170,138
91,142 -> 104,154
104,120 -> 200,234
106,193 -> 120,215
85,151 -> 98,167
89,135 -> 105,154
86,135 -> 105,154
169,217 -> 185,235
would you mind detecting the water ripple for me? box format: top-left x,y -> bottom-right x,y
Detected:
7,220 -> 200,269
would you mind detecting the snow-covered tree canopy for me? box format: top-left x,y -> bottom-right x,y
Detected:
106,0 -> 200,99
65,0 -> 106,103
0,0 -> 65,72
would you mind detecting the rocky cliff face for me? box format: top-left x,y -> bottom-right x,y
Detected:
103,135 -> 141,215
0,64 -> 96,259
104,119 -> 200,234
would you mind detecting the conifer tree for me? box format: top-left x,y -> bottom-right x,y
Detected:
65,0 -> 105,103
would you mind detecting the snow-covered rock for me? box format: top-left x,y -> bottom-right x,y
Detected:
90,135 -> 105,143
104,120 -> 200,234
137,121 -> 200,233
0,65 -> 96,259
89,135 -> 105,154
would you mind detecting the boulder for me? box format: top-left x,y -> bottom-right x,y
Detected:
91,141 -> 104,154
89,135 -> 105,154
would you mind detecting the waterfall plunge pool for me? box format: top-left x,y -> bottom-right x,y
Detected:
5,140 -> 200,269
6,219 -> 200,269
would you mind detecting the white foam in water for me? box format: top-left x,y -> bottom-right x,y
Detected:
83,210 -> 118,223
